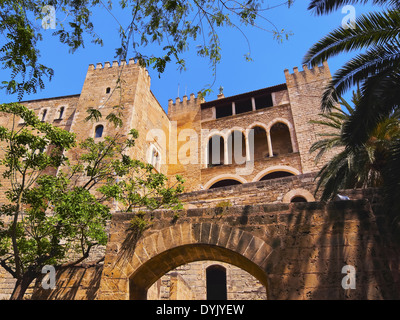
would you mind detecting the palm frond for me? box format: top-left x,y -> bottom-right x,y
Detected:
308,0 -> 400,16
342,69 -> 400,146
304,9 -> 400,67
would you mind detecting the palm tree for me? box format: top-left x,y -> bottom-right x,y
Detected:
304,0 -> 400,147
310,91 -> 400,201
306,0 -> 400,239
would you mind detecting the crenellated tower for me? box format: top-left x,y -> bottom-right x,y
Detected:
68,59 -> 170,174
284,61 -> 334,173
167,92 -> 204,192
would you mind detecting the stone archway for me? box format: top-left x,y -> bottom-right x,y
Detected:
97,221 -> 272,300
129,243 -> 269,300
282,188 -> 315,203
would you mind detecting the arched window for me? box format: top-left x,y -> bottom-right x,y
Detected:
248,126 -> 269,160
208,135 -> 224,167
151,148 -> 161,171
291,196 -> 307,203
227,131 -> 246,165
270,122 -> 292,156
206,265 -> 227,300
41,109 -> 47,122
94,125 -> 104,138
209,179 -> 242,189
58,106 -> 65,119
260,171 -> 294,181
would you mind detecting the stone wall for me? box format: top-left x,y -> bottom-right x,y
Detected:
285,63 -> 337,173
30,264 -> 103,300
180,173 -> 318,209
147,260 -> 266,300
1,191 -> 399,300
200,152 -> 303,188
167,94 -> 203,192
97,196 -> 400,300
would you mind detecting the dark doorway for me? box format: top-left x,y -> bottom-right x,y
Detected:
206,265 -> 227,300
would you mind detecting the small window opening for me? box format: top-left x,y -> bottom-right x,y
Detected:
58,106 -> 65,119
215,103 -> 233,119
291,196 -> 307,203
255,94 -> 273,110
206,265 -> 227,300
208,135 -> 225,167
209,179 -> 242,189
235,98 -> 253,114
151,149 -> 160,170
41,109 -> 47,122
95,125 -> 104,138
106,87 -> 111,94
260,171 -> 294,181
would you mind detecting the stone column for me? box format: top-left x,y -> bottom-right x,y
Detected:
267,131 -> 273,157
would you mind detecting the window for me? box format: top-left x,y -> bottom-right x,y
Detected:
291,196 -> 307,203
260,171 -> 294,181
151,149 -> 160,170
227,131 -> 246,165
235,98 -> 252,114
215,103 -> 232,119
208,135 -> 225,167
95,125 -> 104,138
270,122 -> 293,156
106,87 -> 111,94
58,106 -> 65,119
255,94 -> 273,110
248,126 -> 269,160
209,179 -> 242,189
206,265 -> 227,300
41,109 -> 47,122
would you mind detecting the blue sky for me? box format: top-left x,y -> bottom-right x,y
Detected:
1,1 -> 377,111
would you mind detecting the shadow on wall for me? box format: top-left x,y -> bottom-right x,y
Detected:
27,191 -> 400,300
265,200 -> 400,299
30,264 -> 103,300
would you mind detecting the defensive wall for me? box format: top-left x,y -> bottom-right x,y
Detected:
24,189 -> 400,300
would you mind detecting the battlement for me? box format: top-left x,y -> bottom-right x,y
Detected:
88,58 -> 139,71
167,92 -> 205,116
168,91 -> 205,106
85,58 -> 151,87
284,61 -> 331,88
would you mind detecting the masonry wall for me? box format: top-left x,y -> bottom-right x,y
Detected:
97,194 -> 400,300
2,191 -> 399,300
66,60 -> 171,175
181,173 -> 317,209
167,94 -> 204,192
147,260 -> 267,300
285,62 -> 336,173
0,95 -> 80,203
200,153 -> 303,187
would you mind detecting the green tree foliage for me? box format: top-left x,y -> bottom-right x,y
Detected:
304,0 -> 400,146
0,104 -> 184,300
305,0 -> 400,237
0,0 -> 294,100
310,91 -> 400,202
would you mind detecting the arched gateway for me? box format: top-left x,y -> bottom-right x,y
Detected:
97,218 -> 272,300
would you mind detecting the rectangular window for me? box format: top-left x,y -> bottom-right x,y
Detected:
235,98 -> 252,114
255,94 -> 273,110
215,103 -> 232,119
